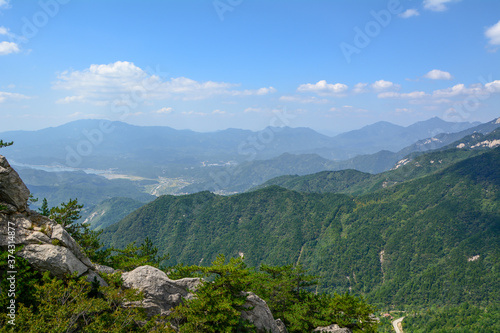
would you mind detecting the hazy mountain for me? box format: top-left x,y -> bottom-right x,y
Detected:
314,117 -> 480,159
253,128 -> 500,195
0,117 -> 480,178
329,117 -> 500,174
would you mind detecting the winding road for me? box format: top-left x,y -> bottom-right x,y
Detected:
392,317 -> 405,333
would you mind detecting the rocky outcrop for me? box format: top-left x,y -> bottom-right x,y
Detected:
276,318 -> 288,333
0,154 -> 106,286
122,266 -> 284,333
312,324 -> 352,333
241,292 -> 280,333
0,155 -> 30,212
121,265 -> 201,317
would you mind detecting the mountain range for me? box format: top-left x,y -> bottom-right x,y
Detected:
100,144 -> 500,309
0,117 -> 480,179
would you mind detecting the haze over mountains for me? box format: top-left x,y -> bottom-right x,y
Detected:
2,117 -> 499,218
0,117 -> 478,174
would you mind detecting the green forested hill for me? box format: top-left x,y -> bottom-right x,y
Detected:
100,148 -> 500,309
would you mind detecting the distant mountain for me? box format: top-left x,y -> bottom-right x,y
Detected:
0,117 -> 480,178
314,117 -> 480,158
100,147 -> 500,308
182,153 -> 339,194
254,127 -> 500,195
330,117 -> 500,174
83,197 -> 146,231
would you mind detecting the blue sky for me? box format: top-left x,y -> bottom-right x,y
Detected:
1,0 -> 499,134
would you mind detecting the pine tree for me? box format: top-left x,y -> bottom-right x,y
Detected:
0,140 -> 13,149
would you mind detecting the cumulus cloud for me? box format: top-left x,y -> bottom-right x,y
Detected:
395,108 -> 412,113
53,61 -> 276,105
0,91 -> 31,103
279,95 -> 329,104
352,83 -> 368,94
0,26 -> 9,35
424,69 -> 453,80
378,91 -> 427,99
297,80 -> 348,96
485,20 -> 500,46
399,9 -> 420,18
0,41 -> 20,55
431,83 -> 470,98
423,0 -> 459,12
0,0 -> 10,9
154,107 -> 173,114
181,110 -> 226,117
371,80 -> 399,91
244,107 -> 264,113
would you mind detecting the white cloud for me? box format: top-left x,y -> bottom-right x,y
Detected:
181,110 -> 226,117
0,91 -> 31,103
378,91 -> 427,99
279,95 -> 329,104
395,108 -> 412,113
154,107 -> 173,114
53,61 -> 276,105
0,41 -> 20,55
371,80 -> 399,91
432,83 -> 471,98
485,80 -> 500,92
424,69 -> 453,80
231,86 -> 276,96
0,0 -> 10,9
297,80 -> 348,96
244,107 -> 264,113
423,0 -> 459,12
485,20 -> 500,46
352,83 -> 368,94
212,109 -> 226,115
399,9 -> 420,18
0,26 -> 8,35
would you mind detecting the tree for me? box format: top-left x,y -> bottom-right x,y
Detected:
105,237 -> 169,271
0,140 -> 13,149
38,198 -> 50,216
49,198 -> 105,263
171,255 -> 256,332
250,264 -> 378,333
0,271 -> 170,332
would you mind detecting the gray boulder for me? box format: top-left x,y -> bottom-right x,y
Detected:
0,155 -> 30,212
19,243 -> 90,278
276,318 -> 288,333
121,265 -> 202,317
312,324 -> 352,333
241,292 -> 280,333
